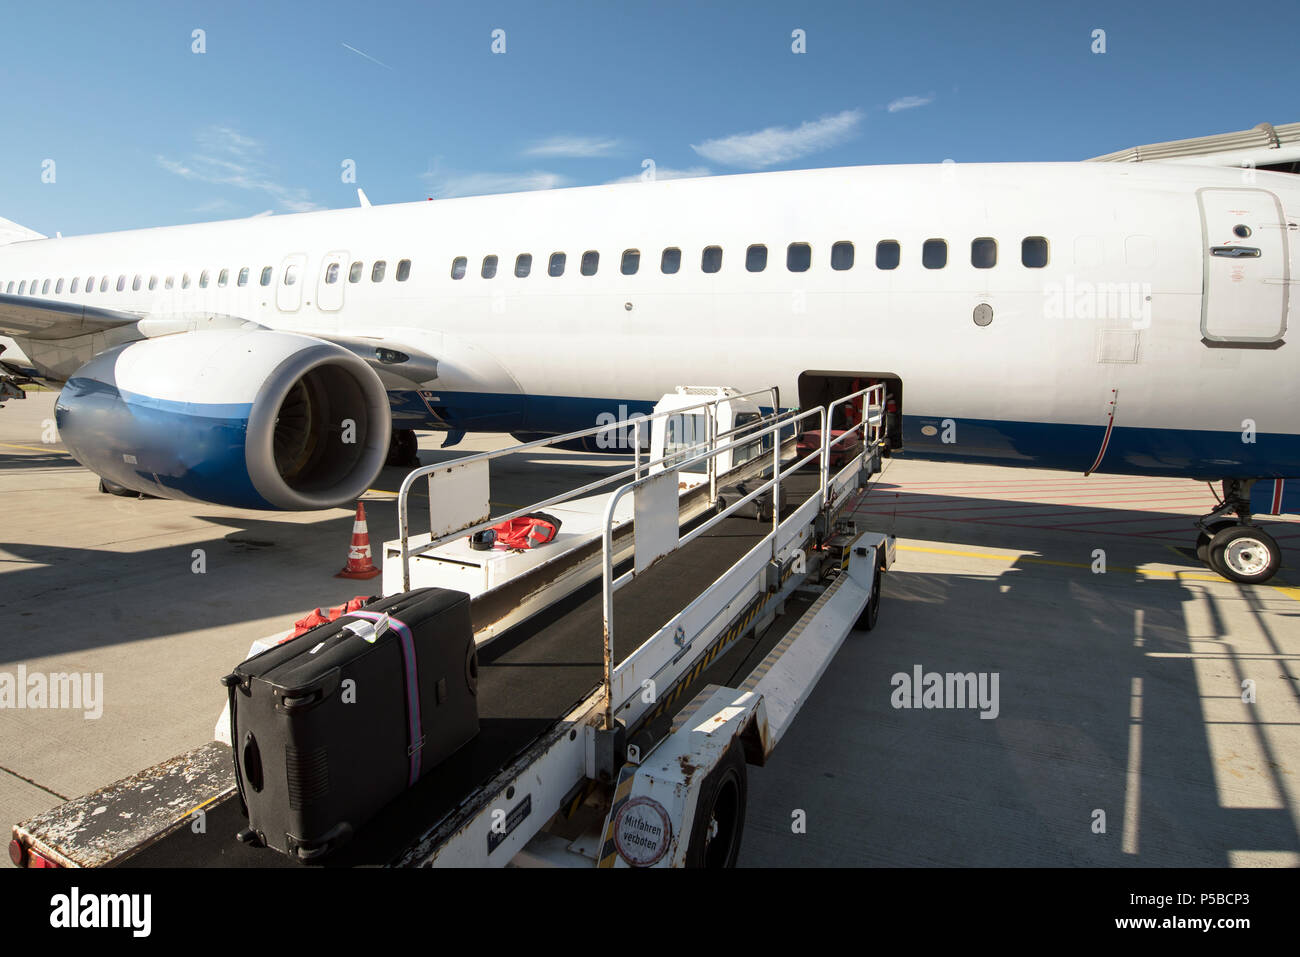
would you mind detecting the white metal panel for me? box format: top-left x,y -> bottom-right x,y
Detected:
428,458 -> 491,539
634,468 -> 679,573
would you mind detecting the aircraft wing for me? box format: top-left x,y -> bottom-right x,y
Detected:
0,292 -> 143,340
1087,121 -> 1300,170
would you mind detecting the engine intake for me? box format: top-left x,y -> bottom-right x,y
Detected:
56,329 -> 392,510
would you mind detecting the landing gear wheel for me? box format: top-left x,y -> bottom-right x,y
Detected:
98,478 -> 138,497
385,429 -> 419,468
856,561 -> 883,631
1207,526 -> 1281,585
1195,519 -> 1236,564
684,743 -> 747,868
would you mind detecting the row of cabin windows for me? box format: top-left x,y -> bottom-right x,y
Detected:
450,237 -> 1050,279
1,259 -> 413,297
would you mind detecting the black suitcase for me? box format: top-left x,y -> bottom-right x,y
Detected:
222,587 -> 478,861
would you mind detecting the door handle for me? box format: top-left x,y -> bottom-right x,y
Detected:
1210,246 -> 1261,258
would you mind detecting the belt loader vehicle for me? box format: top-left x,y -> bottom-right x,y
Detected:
10,385 -> 894,868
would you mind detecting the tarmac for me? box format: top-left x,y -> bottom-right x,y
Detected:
1,392 -> 1296,867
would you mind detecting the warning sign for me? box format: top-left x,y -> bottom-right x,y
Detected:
613,796 -> 672,867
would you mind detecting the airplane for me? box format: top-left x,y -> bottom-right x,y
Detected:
0,121 -> 1297,584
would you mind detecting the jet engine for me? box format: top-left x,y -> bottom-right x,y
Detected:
55,329 -> 391,509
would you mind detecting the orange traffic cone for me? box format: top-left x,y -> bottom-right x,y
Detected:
336,501 -> 381,579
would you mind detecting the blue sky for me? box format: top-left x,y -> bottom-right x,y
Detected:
2,0 -> 1298,237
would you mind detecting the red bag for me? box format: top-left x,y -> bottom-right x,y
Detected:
289,596 -> 373,638
489,512 -> 561,549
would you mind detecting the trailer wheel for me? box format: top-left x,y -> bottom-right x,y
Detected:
685,742 -> 747,868
855,560 -> 883,631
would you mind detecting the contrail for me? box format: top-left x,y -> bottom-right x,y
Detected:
341,42 -> 392,70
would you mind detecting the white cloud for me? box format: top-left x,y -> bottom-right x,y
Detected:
524,135 -> 621,158
605,166 -> 711,184
886,95 -> 934,113
423,169 -> 569,198
690,109 -> 862,168
156,127 -> 319,212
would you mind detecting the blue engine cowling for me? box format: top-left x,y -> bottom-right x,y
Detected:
55,329 -> 392,509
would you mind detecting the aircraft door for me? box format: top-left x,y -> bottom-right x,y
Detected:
1197,188 -> 1289,343
276,253 -> 309,312
317,251 -> 348,312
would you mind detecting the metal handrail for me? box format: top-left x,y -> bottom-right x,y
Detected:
396,386 -> 780,590
599,405 -> 827,728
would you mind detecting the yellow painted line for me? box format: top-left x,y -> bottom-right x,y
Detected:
896,543 -> 1291,586
181,791 -> 228,820
0,441 -> 59,453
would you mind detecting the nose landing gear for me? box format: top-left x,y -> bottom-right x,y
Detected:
1196,480 -> 1282,584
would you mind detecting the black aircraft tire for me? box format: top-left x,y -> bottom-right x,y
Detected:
684,743 -> 747,868
98,478 -> 139,497
1195,519 -> 1236,564
1208,526 -> 1281,585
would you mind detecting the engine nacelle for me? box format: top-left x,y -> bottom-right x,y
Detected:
55,329 -> 392,509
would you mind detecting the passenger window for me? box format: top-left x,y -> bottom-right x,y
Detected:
70,278 -> 79,293
922,239 -> 947,269
56,278 -> 64,293
148,276 -> 157,291
787,243 -> 811,272
701,245 -> 722,273
218,269 -> 228,286
284,265 -> 299,286
17,280 -> 24,294
41,279 -> 49,294
259,267 -> 272,286
661,247 -> 681,274
515,253 -> 532,277
182,274 -> 191,289
450,257 -> 467,280
876,240 -> 900,270
831,241 -> 854,270
325,263 -> 340,284
85,276 -> 94,292
372,261 -> 386,282
481,255 -> 498,279
238,267 -> 249,286
396,259 -> 411,281
746,244 -> 767,272
621,249 -> 640,275
116,275 -> 126,291
581,251 -> 599,276
100,277 -> 109,292
164,277 -> 173,290
348,261 -> 363,283
971,238 -> 997,269
1022,236 -> 1049,268
548,252 -> 566,277
199,270 -> 209,288
132,275 -> 141,291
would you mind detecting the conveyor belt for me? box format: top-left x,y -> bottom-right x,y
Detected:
125,471 -> 821,867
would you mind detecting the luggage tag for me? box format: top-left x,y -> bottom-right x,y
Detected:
309,613 -> 390,653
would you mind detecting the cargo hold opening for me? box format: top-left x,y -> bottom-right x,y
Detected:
797,371 -> 903,454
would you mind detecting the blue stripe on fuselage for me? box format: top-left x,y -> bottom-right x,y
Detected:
388,389 -> 1300,484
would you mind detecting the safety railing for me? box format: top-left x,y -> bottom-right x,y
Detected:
395,386 -> 779,591
598,382 -> 886,728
